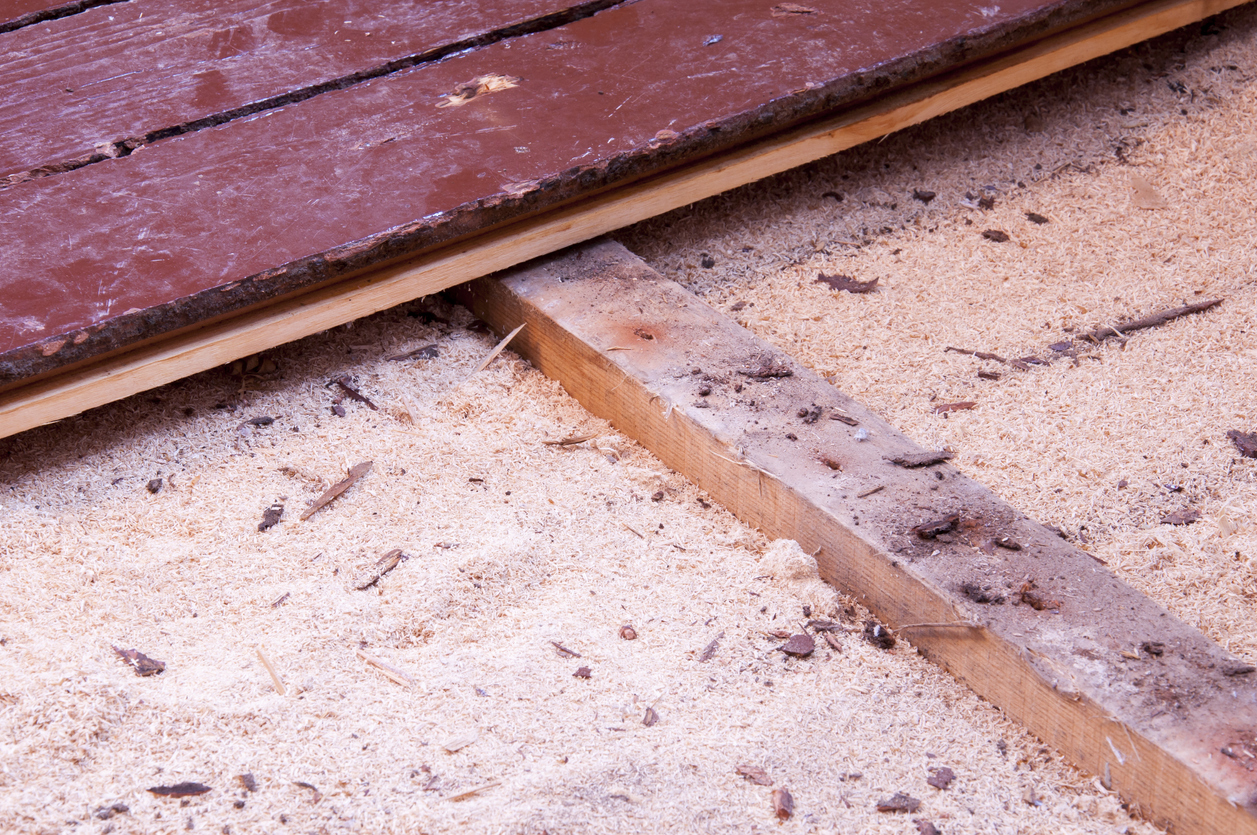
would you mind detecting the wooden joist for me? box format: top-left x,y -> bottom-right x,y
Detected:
455,239 -> 1257,835
0,0 -> 1247,439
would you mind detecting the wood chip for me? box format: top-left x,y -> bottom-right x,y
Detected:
982,229 -> 1010,242
331,376 -> 378,410
619,625 -> 637,640
822,631 -> 843,651
258,501 -> 284,532
779,633 -> 815,657
912,513 -> 959,539
148,783 -> 211,798
1226,429 -> 1257,458
877,792 -> 922,813
1162,507 -> 1200,526
817,273 -> 878,294
573,665 -> 592,678
550,641 -> 581,658
698,631 -> 724,662
887,450 -> 953,468
856,484 -> 884,498
643,706 -> 659,726
932,401 -> 976,413
236,774 -> 257,793
299,460 -> 372,521
354,548 -> 405,590
256,647 -> 286,696
915,820 -> 942,835
543,433 -> 599,446
448,780 -> 501,802
469,322 -> 525,377
772,788 -> 794,820
737,765 -> 773,786
355,648 -> 415,687
442,733 -> 477,753
387,344 -> 439,361
927,766 -> 956,790
113,647 -> 165,677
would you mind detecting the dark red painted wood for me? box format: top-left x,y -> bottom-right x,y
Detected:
0,0 -> 624,179
0,0 -> 1140,385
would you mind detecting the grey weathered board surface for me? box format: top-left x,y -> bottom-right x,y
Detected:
456,239 -> 1257,835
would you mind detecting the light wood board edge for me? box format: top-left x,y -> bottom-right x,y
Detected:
0,0 -> 1247,439
454,241 -> 1257,835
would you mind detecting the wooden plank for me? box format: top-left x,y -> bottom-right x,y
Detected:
0,0 -> 1247,438
0,0 -> 622,179
0,0 -> 1177,384
455,239 -> 1257,835
0,0 -> 120,34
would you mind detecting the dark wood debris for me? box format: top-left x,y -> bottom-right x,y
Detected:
912,513 -> 959,539
927,766 -> 956,790
779,633 -> 815,657
817,273 -> 878,294
94,803 -> 129,820
1025,212 -> 1050,224
977,370 -> 1001,380
887,450 -> 953,468
944,346 -> 1005,363
877,792 -> 921,813
863,620 -> 896,650
244,415 -> 275,426
388,344 -> 440,362
1015,580 -> 1060,611
146,478 -> 163,494
806,619 -> 843,633
573,665 -> 592,679
772,788 -> 794,820
550,641 -> 581,658
236,774 -> 257,793
1223,663 -> 1256,677
299,460 -> 373,521
739,355 -> 793,379
737,764 -> 773,786
982,229 -> 1010,242
354,548 -> 405,590
331,376 -> 378,410
830,411 -> 859,426
1141,641 -> 1164,657
643,706 -> 659,726
960,582 -> 1004,605
915,820 -> 942,835
994,535 -> 1022,551
1227,429 -> 1257,458
619,625 -> 638,640
148,783 -> 211,798
933,401 -> 976,413
798,405 -> 823,423
1078,298 -> 1222,345
913,188 -> 936,204
114,647 -> 165,677
1162,507 -> 1200,526
699,631 -> 724,662
819,454 -> 843,471
258,502 -> 284,532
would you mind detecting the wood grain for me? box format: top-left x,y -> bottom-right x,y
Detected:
456,239 -> 1257,835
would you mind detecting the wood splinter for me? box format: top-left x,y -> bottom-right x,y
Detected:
354,548 -> 406,590
299,460 -> 373,521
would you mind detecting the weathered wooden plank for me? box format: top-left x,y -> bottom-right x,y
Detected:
0,0 -> 1245,439
0,0 -> 1173,385
0,0 -> 119,34
0,0 -> 622,179
455,239 -> 1257,835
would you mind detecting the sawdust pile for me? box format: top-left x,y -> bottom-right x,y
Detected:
620,3 -> 1257,665
2,295 -> 1149,833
